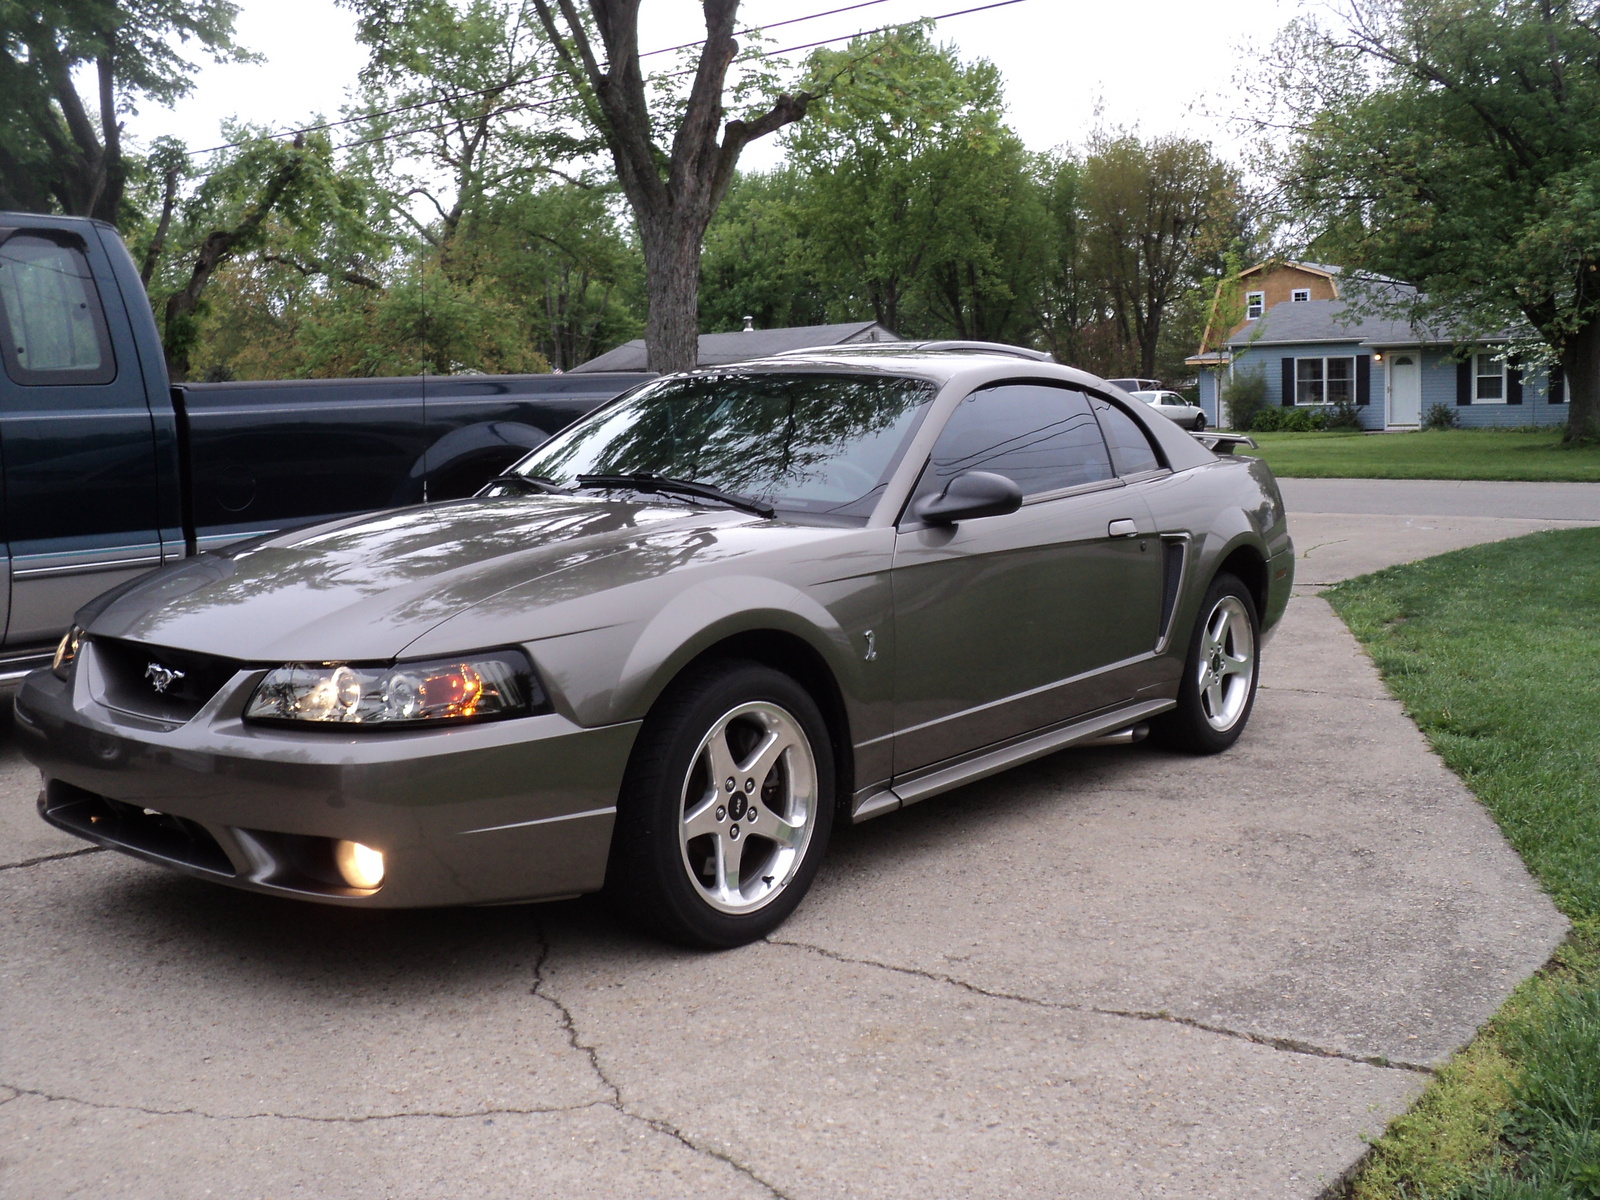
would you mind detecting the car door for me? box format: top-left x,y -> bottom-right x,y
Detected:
891,380 -> 1166,775
0,229 -> 163,647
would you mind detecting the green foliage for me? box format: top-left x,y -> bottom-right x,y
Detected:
1250,405 -> 1325,432
699,168 -> 827,334
1325,395 -> 1363,429
0,0 -> 253,221
1425,401 -> 1462,431
1221,367 -> 1268,430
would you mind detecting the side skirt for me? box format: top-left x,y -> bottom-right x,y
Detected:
851,697 -> 1176,823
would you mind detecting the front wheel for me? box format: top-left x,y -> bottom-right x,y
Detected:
1152,573 -> 1259,754
1193,413 -> 1207,432
606,660 -> 834,948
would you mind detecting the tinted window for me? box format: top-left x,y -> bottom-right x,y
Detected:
0,235 -> 116,385
1088,392 -> 1164,476
922,382 -> 1113,498
512,371 -> 934,518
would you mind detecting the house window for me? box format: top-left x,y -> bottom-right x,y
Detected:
1475,352 -> 1505,402
1296,356 -> 1356,405
1245,291 -> 1265,320
1291,289 -> 1311,303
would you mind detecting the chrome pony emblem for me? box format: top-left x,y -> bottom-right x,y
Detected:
145,662 -> 186,694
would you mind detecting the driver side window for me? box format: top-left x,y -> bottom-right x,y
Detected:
919,382 -> 1114,500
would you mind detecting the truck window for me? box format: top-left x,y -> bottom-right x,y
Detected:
0,234 -> 117,386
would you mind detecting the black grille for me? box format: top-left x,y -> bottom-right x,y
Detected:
43,781 -> 236,876
92,637 -> 242,722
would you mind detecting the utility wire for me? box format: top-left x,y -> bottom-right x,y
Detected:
191,0 -> 1032,178
190,0 -> 900,156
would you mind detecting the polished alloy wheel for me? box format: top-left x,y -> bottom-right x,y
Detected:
678,701 -> 817,915
1196,595 -> 1255,731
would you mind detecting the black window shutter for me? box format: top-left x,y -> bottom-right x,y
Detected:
1550,364 -> 1566,404
1457,360 -> 1472,405
1356,355 -> 1371,405
1281,357 -> 1295,406
1507,365 -> 1523,405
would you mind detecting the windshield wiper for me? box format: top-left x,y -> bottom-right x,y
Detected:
574,473 -> 775,519
482,474 -> 572,496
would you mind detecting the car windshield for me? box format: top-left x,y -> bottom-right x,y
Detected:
510,371 -> 936,518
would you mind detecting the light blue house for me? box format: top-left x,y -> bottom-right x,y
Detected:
1187,268 -> 1566,431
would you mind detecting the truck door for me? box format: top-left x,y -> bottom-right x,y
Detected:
0,229 -> 163,649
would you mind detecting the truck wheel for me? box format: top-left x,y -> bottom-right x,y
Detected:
606,660 -> 834,948
1152,573 -> 1258,754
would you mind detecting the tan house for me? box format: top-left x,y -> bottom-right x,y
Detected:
1194,261 -> 1342,356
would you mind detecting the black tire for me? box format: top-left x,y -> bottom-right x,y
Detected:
1151,572 -> 1259,754
605,659 -> 835,948
1193,413 -> 1207,432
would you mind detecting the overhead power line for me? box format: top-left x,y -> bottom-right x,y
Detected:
190,0 -> 901,156
191,0 -> 1032,178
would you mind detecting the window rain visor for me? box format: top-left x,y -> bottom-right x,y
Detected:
505,372 -> 936,519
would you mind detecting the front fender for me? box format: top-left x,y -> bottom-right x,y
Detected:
614,574 -> 862,721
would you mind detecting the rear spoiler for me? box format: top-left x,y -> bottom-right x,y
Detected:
1193,432 -> 1256,455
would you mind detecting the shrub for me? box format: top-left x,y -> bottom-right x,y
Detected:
1424,402 -> 1461,430
1250,406 -> 1282,432
1222,368 -> 1268,430
1325,397 -> 1364,429
1256,405 -> 1328,433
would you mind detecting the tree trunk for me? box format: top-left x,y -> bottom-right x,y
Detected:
1564,312 -> 1600,441
640,214 -> 704,373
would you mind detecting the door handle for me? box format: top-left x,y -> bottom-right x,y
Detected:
1108,518 -> 1139,538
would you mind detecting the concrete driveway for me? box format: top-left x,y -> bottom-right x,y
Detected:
0,480 -> 1584,1199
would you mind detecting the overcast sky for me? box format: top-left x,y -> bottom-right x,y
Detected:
124,0 -> 1295,168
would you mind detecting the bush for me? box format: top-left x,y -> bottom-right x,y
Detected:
1254,405 -> 1327,432
1221,368 -> 1268,431
1424,401 -> 1461,430
1325,396 -> 1364,429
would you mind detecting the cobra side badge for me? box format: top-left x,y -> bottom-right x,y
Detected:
145,662 -> 186,694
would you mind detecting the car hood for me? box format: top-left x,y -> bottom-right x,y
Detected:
84,496 -> 778,662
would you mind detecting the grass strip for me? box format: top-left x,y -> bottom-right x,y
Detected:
1326,529 -> 1600,1198
1240,428 -> 1600,482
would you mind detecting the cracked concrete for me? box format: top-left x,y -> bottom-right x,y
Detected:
0,489 -> 1580,1198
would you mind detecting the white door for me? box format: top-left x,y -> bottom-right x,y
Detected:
1388,353 -> 1421,426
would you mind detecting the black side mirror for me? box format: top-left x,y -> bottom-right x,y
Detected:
911,470 -> 1023,525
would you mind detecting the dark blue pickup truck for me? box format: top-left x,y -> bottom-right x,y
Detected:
0,212 -> 646,681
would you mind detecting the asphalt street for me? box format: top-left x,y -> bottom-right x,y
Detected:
0,479 -> 1588,1199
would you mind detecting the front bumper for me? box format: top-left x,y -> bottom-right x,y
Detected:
14,648 -> 640,908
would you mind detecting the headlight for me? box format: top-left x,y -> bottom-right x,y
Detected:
52,626 -> 83,680
243,650 -> 545,727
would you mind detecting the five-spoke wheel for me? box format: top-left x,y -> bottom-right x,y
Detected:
607,661 -> 834,947
1152,572 -> 1260,753
678,700 -> 818,915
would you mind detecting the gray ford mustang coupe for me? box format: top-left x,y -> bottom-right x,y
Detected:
18,344 -> 1293,947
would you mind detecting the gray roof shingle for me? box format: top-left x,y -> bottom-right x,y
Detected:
569,321 -> 899,372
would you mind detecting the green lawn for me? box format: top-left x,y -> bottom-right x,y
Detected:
1325,529 -> 1600,1199
1238,428 -> 1600,482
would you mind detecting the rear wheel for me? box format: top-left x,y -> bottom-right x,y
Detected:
606,660 -> 834,948
1152,572 -> 1258,754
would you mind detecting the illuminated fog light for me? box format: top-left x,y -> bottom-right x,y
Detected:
334,840 -> 385,889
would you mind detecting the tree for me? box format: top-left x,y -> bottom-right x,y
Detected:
1267,0 -> 1600,440
782,26 -> 1013,337
0,0 -> 252,222
528,0 -> 812,372
151,130 -> 378,379
1080,134 -> 1241,378
699,167 -> 826,334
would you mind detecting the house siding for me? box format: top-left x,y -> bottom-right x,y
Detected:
1203,343 -> 1563,430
